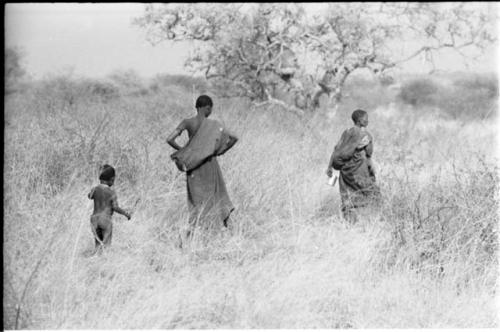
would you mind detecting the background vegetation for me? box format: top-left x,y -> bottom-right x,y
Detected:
134,3 -> 497,112
3,58 -> 498,328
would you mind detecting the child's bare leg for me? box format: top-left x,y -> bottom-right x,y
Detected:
101,223 -> 113,248
92,225 -> 104,252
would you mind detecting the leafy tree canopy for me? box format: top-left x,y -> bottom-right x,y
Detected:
134,3 -> 497,113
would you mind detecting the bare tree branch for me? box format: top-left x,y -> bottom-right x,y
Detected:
134,2 -> 497,112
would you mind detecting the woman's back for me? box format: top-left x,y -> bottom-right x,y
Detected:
183,117 -> 203,139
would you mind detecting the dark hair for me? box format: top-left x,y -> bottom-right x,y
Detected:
351,109 -> 367,123
99,164 -> 115,181
195,95 -> 213,109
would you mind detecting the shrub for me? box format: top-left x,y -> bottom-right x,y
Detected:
379,159 -> 498,284
398,77 -> 439,107
107,69 -> 149,97
27,75 -> 120,116
83,79 -> 120,101
5,47 -> 26,94
398,74 -> 498,120
332,76 -> 394,119
378,74 -> 395,86
452,72 -> 498,99
150,74 -> 208,92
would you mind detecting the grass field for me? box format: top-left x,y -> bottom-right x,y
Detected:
3,72 -> 499,328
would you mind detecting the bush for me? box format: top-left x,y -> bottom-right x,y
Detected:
332,76 -> 394,118
451,72 -> 498,99
107,69 -> 149,97
398,74 -> 498,120
398,77 -> 439,107
5,47 -> 26,94
150,74 -> 208,92
379,160 -> 498,282
27,75 -> 120,115
83,79 -> 120,101
378,74 -> 395,86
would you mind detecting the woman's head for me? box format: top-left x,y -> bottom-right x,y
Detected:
195,95 -> 213,117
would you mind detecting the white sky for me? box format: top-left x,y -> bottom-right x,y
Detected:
5,3 -> 499,79
5,3 -> 191,79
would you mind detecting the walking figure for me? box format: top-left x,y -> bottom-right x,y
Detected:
88,164 -> 131,253
167,95 -> 238,245
327,109 -> 380,223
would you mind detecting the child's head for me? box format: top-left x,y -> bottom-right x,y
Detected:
195,95 -> 213,118
99,164 -> 115,185
351,109 -> 368,127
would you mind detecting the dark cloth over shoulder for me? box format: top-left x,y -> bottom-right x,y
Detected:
331,127 -> 369,171
171,119 -> 233,172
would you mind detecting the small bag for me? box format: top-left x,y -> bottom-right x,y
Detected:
328,174 -> 338,187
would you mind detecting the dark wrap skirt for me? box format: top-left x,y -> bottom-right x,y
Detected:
171,119 -> 235,227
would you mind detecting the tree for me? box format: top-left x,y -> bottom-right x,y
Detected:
134,3 -> 497,113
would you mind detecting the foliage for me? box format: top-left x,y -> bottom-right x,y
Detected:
398,73 -> 498,119
134,3 -> 496,112
5,47 -> 26,93
398,77 -> 439,107
451,72 -> 499,98
27,75 -> 120,116
107,69 -> 149,97
380,160 -> 498,280
149,73 -> 208,92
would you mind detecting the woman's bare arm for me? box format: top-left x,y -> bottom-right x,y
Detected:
217,130 -> 238,155
167,120 -> 186,150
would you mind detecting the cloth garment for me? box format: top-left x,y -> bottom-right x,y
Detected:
171,118 -> 235,227
331,126 -> 380,221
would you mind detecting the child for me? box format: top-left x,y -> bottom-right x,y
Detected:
88,164 -> 131,253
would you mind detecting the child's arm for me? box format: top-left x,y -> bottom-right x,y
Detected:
88,187 -> 95,199
111,192 -> 131,220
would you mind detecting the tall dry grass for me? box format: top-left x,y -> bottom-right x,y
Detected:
3,73 -> 498,328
